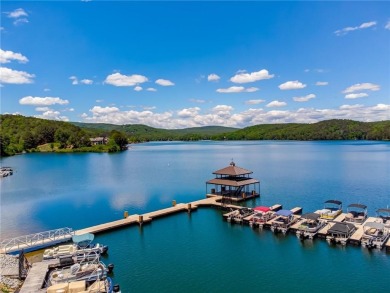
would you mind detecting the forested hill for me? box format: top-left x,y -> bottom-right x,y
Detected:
1,115 -> 389,156
214,119 -> 390,140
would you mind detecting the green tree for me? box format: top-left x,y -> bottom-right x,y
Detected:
110,131 -> 128,150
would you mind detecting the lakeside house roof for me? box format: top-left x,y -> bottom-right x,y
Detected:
206,178 -> 259,187
213,161 -> 253,176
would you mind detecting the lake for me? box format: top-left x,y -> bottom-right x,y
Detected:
1,141 -> 389,292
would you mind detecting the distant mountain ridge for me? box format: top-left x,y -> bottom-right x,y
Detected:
1,114 -> 389,156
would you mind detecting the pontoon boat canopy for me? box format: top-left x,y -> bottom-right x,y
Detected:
377,208 -> 390,213
324,200 -> 342,205
253,206 -> 271,213
301,213 -> 320,221
347,203 -> 367,209
72,233 -> 94,246
275,210 -> 293,217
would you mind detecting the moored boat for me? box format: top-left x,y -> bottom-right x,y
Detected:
46,277 -> 121,293
345,203 -> 368,224
376,208 -> 390,228
270,210 -> 296,234
317,200 -> 343,220
249,206 -> 275,228
296,213 -> 326,240
227,207 -> 253,224
361,221 -> 389,249
43,233 -> 108,260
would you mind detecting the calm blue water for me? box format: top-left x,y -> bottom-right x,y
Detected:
1,141 -> 389,292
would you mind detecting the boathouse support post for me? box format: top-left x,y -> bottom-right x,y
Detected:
187,203 -> 192,213
139,215 -> 143,226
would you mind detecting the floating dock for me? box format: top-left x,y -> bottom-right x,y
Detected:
19,259 -> 57,293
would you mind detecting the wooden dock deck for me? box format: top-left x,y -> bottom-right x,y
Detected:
19,259 -> 57,293
76,196 -> 224,235
385,237 -> 390,252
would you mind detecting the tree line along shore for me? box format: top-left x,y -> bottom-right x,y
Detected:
0,114 -> 389,157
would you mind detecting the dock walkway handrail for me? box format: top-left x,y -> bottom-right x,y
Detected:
0,227 -> 74,254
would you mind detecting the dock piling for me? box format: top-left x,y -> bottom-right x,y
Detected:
172,200 -> 176,207
124,211 -> 128,218
187,203 -> 192,213
138,215 -> 143,226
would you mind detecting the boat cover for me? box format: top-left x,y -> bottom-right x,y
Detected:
377,208 -> 390,214
347,203 -> 367,209
328,222 -> 355,234
72,233 -> 94,247
301,213 -> 320,221
275,210 -> 292,217
324,200 -> 342,205
364,222 -> 384,229
253,206 -> 270,213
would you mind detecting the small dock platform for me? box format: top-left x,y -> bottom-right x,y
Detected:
19,259 -> 57,293
333,213 -> 346,223
290,207 -> 303,215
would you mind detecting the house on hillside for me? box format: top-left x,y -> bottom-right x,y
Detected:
90,137 -> 108,145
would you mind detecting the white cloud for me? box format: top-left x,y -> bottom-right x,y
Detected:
35,110 -> 69,121
335,21 -> 377,36
246,87 -> 259,92
216,86 -> 259,93
142,106 -> 156,111
0,49 -> 28,64
279,80 -> 306,90
19,96 -> 69,106
155,79 -> 174,86
35,107 -> 50,112
81,103 -> 390,128
7,8 -> 28,18
105,72 -> 148,86
146,87 -> 157,92
343,83 -> 380,93
189,98 -> 206,103
43,88 -> 50,92
316,81 -> 328,86
13,19 -> 29,26
293,94 -> 316,102
385,20 -> 390,30
266,100 -> 287,107
90,106 -> 119,115
177,107 -> 201,118
345,93 -> 369,99
245,99 -> 265,105
339,104 -> 364,110
69,76 -> 78,85
96,99 -> 103,103
80,79 -> 93,85
207,73 -> 220,82
134,86 -> 143,91
0,67 -> 34,84
230,69 -> 274,84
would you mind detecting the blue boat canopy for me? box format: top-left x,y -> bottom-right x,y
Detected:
275,210 -> 293,217
72,233 -> 94,247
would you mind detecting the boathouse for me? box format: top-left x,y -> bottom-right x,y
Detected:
206,161 -> 260,203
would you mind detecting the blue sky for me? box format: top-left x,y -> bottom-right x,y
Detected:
1,1 -> 389,128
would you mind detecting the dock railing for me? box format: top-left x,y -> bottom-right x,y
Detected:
0,227 -> 74,254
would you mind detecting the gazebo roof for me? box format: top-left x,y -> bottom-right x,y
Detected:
213,161 -> 253,176
207,178 -> 259,187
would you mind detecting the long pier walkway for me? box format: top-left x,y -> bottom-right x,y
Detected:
76,196 -> 226,235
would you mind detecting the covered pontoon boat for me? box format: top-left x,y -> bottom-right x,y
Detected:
361,221 -> 389,249
345,204 -> 368,224
317,200 -> 342,220
249,206 -> 275,228
270,210 -> 296,234
296,213 -> 326,240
